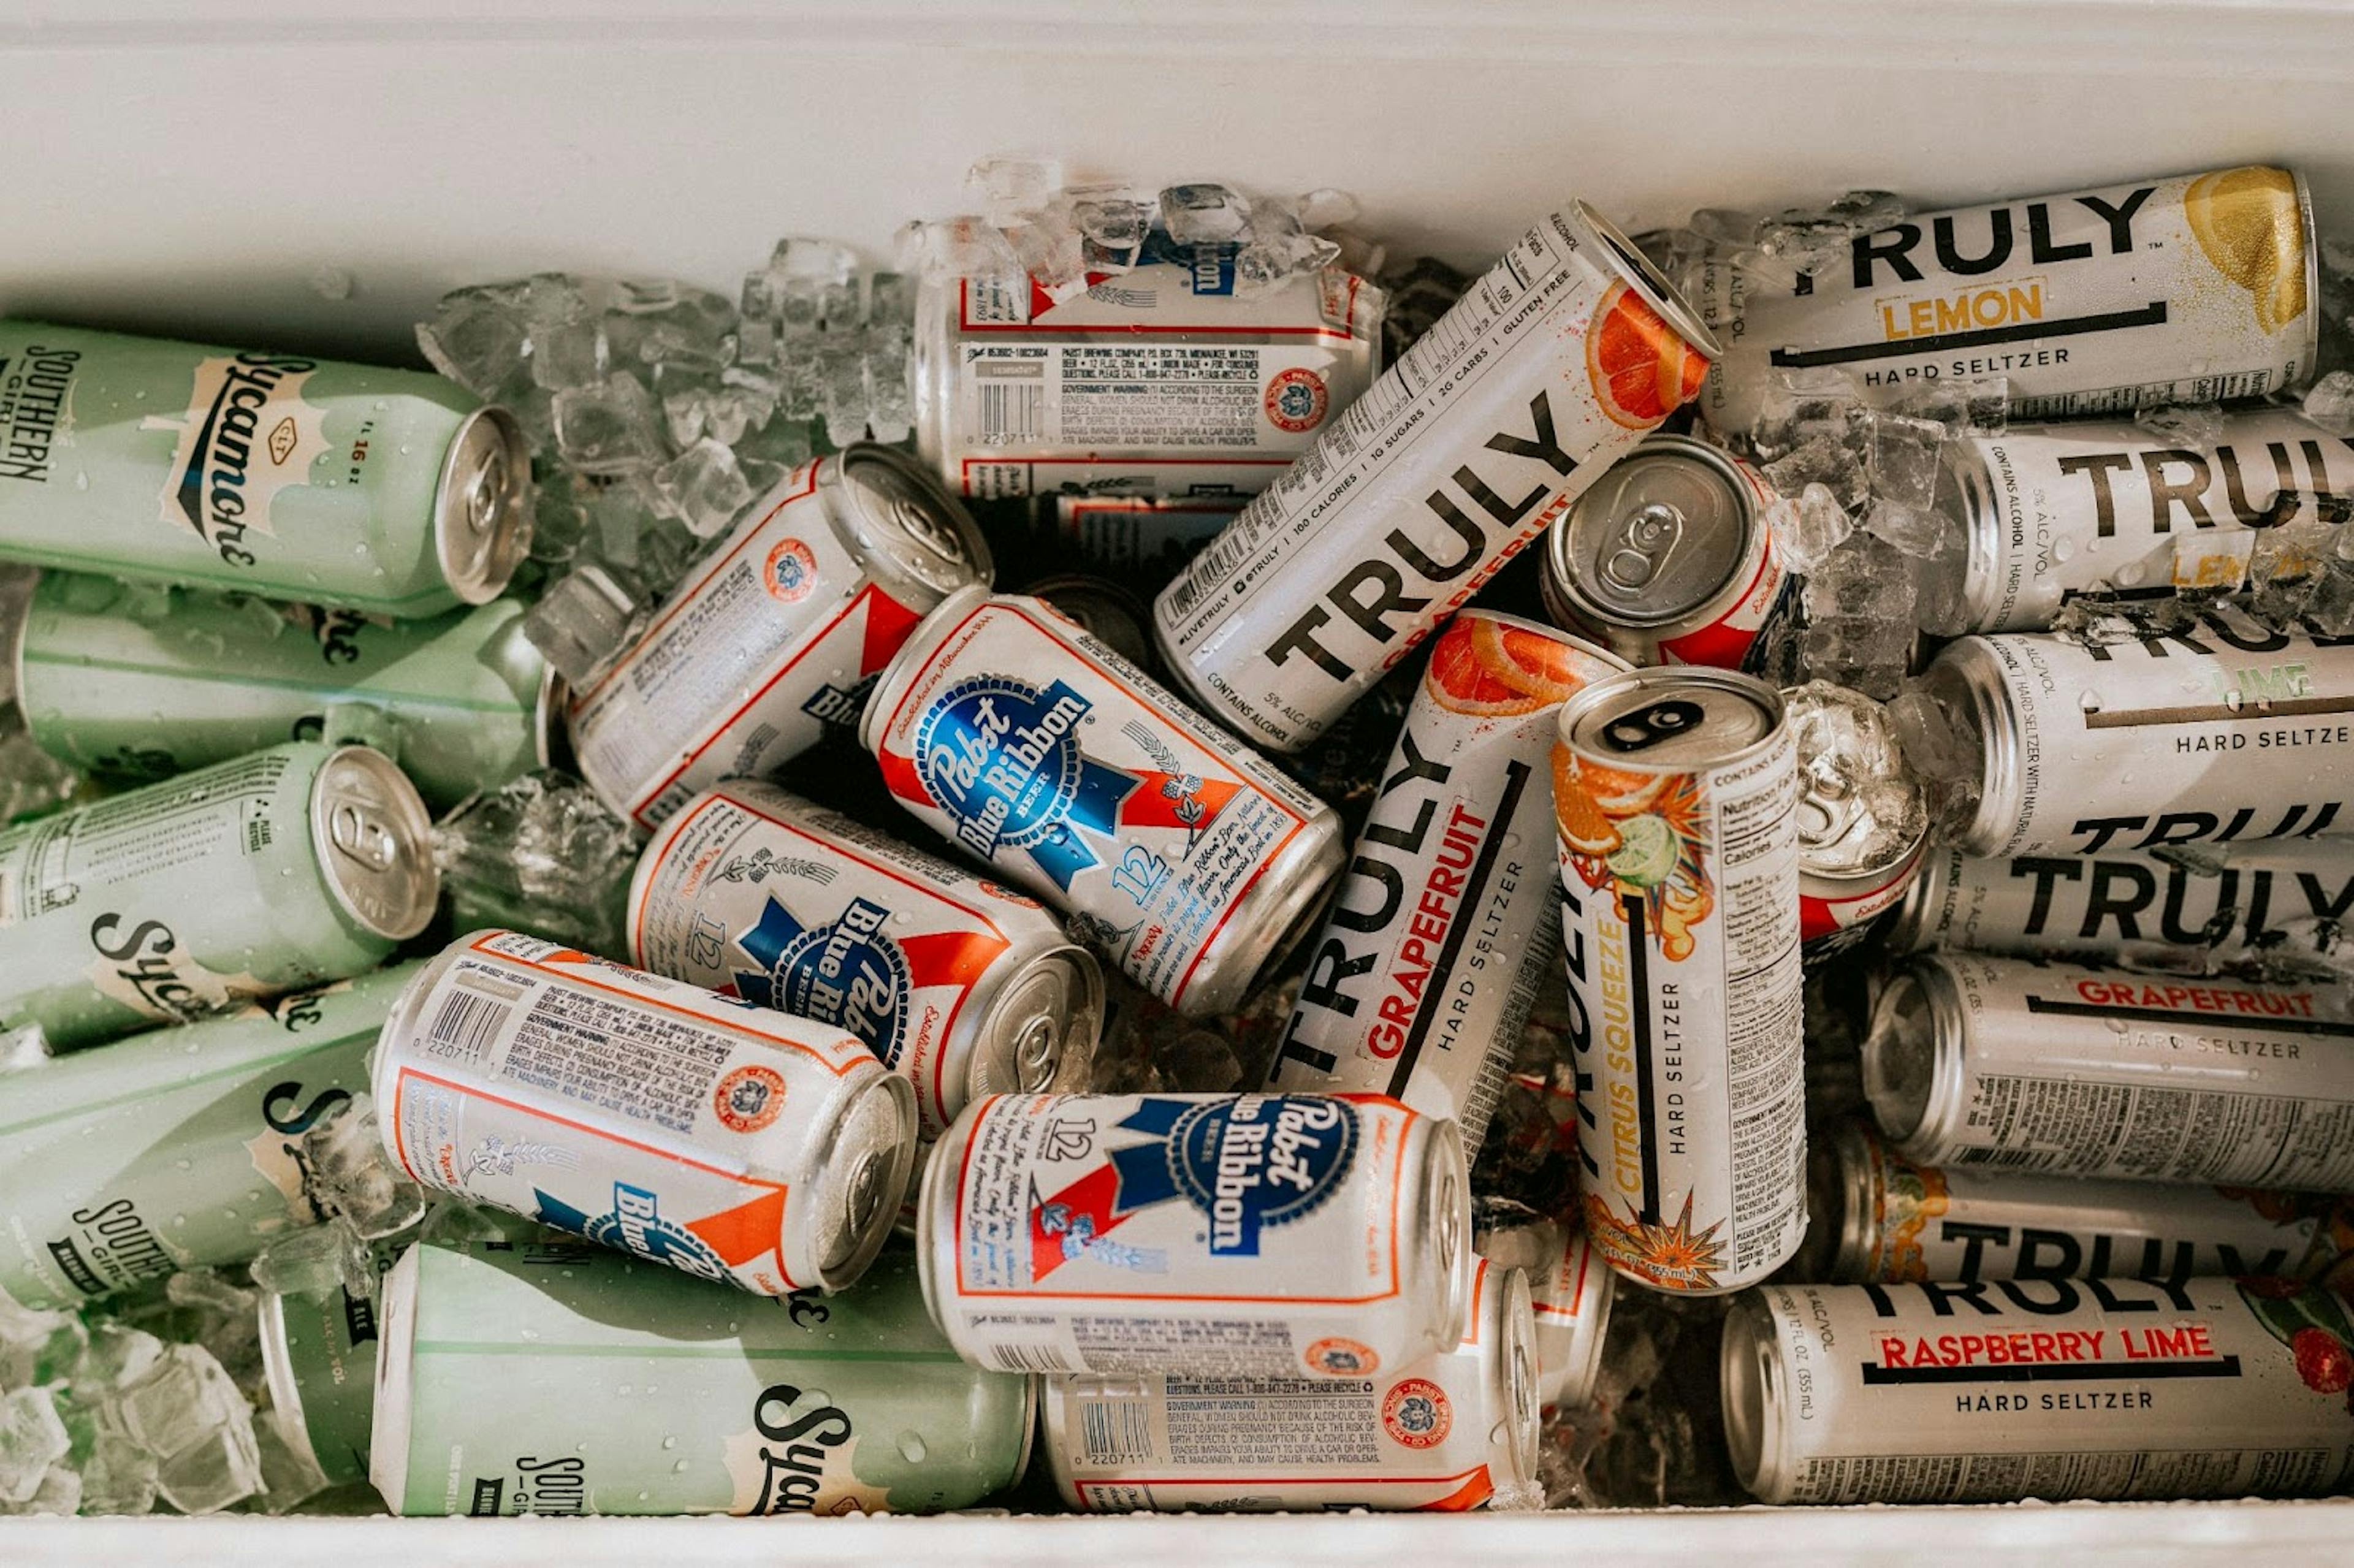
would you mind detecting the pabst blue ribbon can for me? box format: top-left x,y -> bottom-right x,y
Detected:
628,780 -> 1105,1138
1152,202 -> 1719,753
1723,1276 -> 2354,1504
568,446 -> 989,831
1555,668 -> 1807,1293
861,589 -> 1344,1018
916,1091 -> 1471,1379
1040,1257 -> 1537,1512
1270,611 -> 1627,1152
374,930 -> 918,1295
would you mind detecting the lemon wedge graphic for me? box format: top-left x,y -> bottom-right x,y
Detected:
2185,166 -> 2307,335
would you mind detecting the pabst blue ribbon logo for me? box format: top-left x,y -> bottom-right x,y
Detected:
530,1180 -> 790,1285
733,896 -> 910,1064
1027,1094 -> 1357,1279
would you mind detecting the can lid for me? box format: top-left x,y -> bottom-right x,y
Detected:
1793,1121 -> 1870,1285
309,746 -> 439,942
1542,1230 -> 1617,1410
962,945 -> 1103,1119
1562,666 -> 1781,771
1481,1264 -> 1542,1496
254,1290 -> 320,1475
1426,1120 -> 1474,1351
1862,965 -> 1945,1144
807,1071 -> 918,1292
1554,438 -> 1756,629
433,406 -> 535,606
1719,1293 -> 1781,1501
834,444 -> 994,605
1023,574 -> 1157,673
1570,199 -> 1726,365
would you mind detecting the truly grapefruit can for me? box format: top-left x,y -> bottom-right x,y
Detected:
1553,668 -> 1807,1294
1152,202 -> 1720,753
1268,610 -> 1628,1153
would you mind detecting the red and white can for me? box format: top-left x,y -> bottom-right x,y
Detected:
568,447 -> 989,830
916,1090 -> 1471,1379
1051,494 -> 1248,576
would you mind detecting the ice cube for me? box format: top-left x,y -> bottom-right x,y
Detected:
520,565 -> 638,688
0,1389 -> 69,1503
0,1463 -> 78,1516
1159,183 -> 1252,246
2303,558 -> 2354,637
529,471 -> 591,566
1750,367 -> 1864,460
253,1409 -> 330,1515
0,1021 -> 48,1076
1861,497 -> 1952,557
2305,370 -> 2354,436
1771,483 -> 1853,573
1295,188 -> 1360,230
116,1345 -> 244,1461
2135,401 -> 2225,448
1686,207 -> 1759,246
1068,188 -> 1151,271
529,316 -> 608,392
299,1097 -> 427,1242
553,373 -> 670,475
78,1432 -> 158,1517
964,154 -> 1062,225
1469,1195 -> 1562,1277
1004,213 -> 1089,308
818,340 -> 870,449
416,295 -> 528,400
71,1325 -> 163,1396
0,701 -> 83,826
622,284 -> 737,373
153,1420 -> 262,1515
652,439 -> 756,540
433,771 -> 638,959
247,1222 -> 367,1301
1865,411 -> 1949,511
1236,231 -> 1343,297
733,412 -> 818,473
1763,434 -> 1868,513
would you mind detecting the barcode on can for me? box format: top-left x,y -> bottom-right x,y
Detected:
980,381 -> 1044,445
1078,1397 -> 1157,1465
424,988 -> 513,1065
988,1341 -> 1075,1374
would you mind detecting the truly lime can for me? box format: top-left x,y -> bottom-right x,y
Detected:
10,571 -> 555,809
0,962 -> 415,1311
370,1238 -> 1035,1516
0,321 -> 533,614
0,742 -> 438,1049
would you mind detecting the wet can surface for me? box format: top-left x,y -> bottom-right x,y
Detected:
12,571 -> 552,809
1051,494 -> 1247,577
1864,951 -> 2354,1190
1152,202 -> 1718,753
1041,1257 -> 1537,1512
1542,435 -> 1793,671
568,446 -> 989,831
374,930 -> 918,1296
1723,1276 -> 2354,1505
1269,611 -> 1627,1152
261,1273 -> 392,1486
1695,166 -> 2320,432
1938,408 -> 2354,633
0,741 -> 436,1049
0,963 -> 413,1311
371,1238 -> 1034,1516
1923,611 -> 2354,858
0,321 -> 532,613
861,590 -> 1344,1018
1802,1118 -> 2353,1286
627,780 -> 1104,1138
1553,667 -> 1806,1293
1527,1227 -> 1615,1410
913,246 -> 1382,501
916,1090 -> 1471,1380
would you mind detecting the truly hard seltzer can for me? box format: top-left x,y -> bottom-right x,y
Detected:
1554,668 -> 1806,1293
1922,610 -> 2354,858
1721,1276 -> 2354,1505
371,1238 -> 1034,1516
0,963 -> 413,1311
1887,839 -> 2354,970
1541,435 -> 1794,670
1933,408 -> 2353,633
0,741 -> 436,1050
1268,611 -> 1628,1151
1040,1257 -> 1537,1512
916,1090 -> 1471,1379
627,780 -> 1105,1138
568,446 -> 990,831
1051,494 -> 1247,576
1864,951 -> 2354,1191
1152,202 -> 1720,754
0,321 -> 533,614
913,244 -> 1383,501
861,589 -> 1344,1018
1695,166 -> 2320,432
374,930 -> 918,1295
10,571 -> 554,809
1802,1119 -> 2354,1287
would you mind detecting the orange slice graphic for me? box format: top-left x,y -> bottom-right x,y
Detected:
1585,281 -> 1708,431
1428,614 -> 1598,716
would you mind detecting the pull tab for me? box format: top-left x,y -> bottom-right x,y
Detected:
1793,793 -> 1841,850
464,440 -> 512,538
1600,501 -> 1685,594
330,801 -> 400,872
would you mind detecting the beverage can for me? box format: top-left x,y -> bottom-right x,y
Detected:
259,1274 -> 391,1485
1528,1227 -> 1614,1410
1050,494 -> 1247,577
1023,573 -> 1161,676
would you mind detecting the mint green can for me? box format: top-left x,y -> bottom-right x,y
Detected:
261,1279 -> 386,1485
0,740 -> 438,1049
0,322 -> 533,615
373,1239 -> 1035,1517
12,571 -> 556,809
0,961 -> 417,1310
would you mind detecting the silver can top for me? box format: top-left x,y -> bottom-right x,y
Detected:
1561,664 -> 1783,771
309,745 -> 438,942
1478,1264 -> 1542,1497
1024,574 -> 1157,673
833,444 -> 994,606
1861,961 -> 1957,1147
433,406 -> 536,606
966,945 -> 1103,1110
806,1071 -> 918,1292
1553,436 -> 1758,630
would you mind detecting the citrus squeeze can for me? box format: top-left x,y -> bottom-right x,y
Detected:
1152,202 -> 1719,754
1888,839 -> 2354,970
916,1091 -> 1471,1379
913,248 -> 1383,501
1923,611 -> 2354,858
861,590 -> 1344,1019
568,446 -> 989,831
1553,668 -> 1806,1293
0,741 -> 436,1050
1268,611 -> 1628,1152
1040,1257 -> 1537,1513
260,1276 -> 389,1485
1864,952 -> 2354,1191
0,964 -> 413,1311
373,929 -> 918,1296
627,780 -> 1105,1138
1695,166 -> 2319,432
0,321 -> 531,613
1722,1276 -> 2354,1505
11,571 -> 553,809
1937,408 -> 2353,633
1804,1120 -> 2354,1288
371,1238 -> 1034,1516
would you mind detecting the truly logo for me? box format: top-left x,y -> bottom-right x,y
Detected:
144,352 -> 329,567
